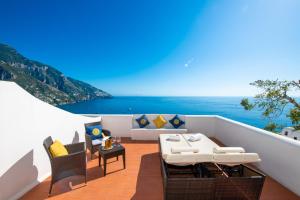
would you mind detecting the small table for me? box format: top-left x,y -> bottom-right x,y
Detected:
98,144 -> 126,176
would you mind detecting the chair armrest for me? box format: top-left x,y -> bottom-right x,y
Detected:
102,129 -> 111,136
85,134 -> 93,149
65,142 -> 85,154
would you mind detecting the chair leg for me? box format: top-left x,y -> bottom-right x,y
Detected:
48,181 -> 53,196
84,160 -> 87,185
239,165 -> 244,177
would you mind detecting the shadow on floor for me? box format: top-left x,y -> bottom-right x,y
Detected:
23,164 -> 103,199
0,150 -> 38,200
131,152 -> 163,200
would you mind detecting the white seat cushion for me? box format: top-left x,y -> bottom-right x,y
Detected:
92,139 -> 102,146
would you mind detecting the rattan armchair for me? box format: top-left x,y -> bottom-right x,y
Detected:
84,121 -> 111,159
43,136 -> 87,195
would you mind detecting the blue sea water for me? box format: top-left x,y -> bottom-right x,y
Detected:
59,96 -> 292,129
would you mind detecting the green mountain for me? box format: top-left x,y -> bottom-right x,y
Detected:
0,43 -> 112,105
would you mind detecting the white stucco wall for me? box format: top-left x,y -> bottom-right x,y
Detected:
1,81 -> 299,199
101,115 -> 133,137
214,116 -> 300,196
0,82 -> 101,200
185,115 -> 216,137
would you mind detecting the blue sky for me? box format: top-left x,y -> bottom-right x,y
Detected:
0,0 -> 299,96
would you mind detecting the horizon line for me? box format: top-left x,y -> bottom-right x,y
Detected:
108,95 -> 300,98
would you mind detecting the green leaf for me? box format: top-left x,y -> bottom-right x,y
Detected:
240,98 -> 254,110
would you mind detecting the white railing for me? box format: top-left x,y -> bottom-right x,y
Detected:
0,81 -> 299,200
214,116 -> 300,197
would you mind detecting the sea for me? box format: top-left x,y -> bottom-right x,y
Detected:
59,96 -> 292,130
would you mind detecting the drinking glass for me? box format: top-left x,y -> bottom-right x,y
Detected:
111,136 -> 117,143
112,136 -> 116,144
116,136 -> 121,145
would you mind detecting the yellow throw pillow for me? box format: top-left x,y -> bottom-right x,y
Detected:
49,140 -> 69,158
153,115 -> 167,128
55,140 -> 64,146
92,128 -> 101,136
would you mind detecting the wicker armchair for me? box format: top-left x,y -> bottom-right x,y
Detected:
84,121 -> 111,159
43,136 -> 87,195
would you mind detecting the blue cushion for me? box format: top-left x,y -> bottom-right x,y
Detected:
86,125 -> 103,140
169,115 -> 185,128
135,114 -> 150,128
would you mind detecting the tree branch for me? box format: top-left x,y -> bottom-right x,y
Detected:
291,80 -> 300,90
284,95 -> 300,109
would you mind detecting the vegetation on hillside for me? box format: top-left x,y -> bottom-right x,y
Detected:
0,43 -> 112,105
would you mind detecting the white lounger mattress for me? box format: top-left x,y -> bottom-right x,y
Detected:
160,133 -> 219,165
160,133 -> 261,166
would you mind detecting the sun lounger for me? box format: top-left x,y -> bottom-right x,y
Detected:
159,133 -> 265,200
160,133 -> 261,166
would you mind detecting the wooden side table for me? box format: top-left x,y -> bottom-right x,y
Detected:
98,144 -> 126,176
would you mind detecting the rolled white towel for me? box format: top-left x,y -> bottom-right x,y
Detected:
188,134 -> 202,142
167,134 -> 180,142
213,147 -> 245,154
171,147 -> 199,153
213,153 -> 261,166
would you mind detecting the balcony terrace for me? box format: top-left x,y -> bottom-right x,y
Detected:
1,81 -> 300,200
19,138 -> 298,200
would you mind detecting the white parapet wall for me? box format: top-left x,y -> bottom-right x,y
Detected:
185,115 -> 216,137
101,115 -> 133,137
0,82 -> 102,200
214,116 -> 300,196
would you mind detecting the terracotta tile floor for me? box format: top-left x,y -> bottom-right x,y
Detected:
21,139 -> 299,200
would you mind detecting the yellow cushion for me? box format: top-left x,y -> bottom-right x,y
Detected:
153,115 -> 167,128
49,140 -> 68,158
92,128 -> 101,136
